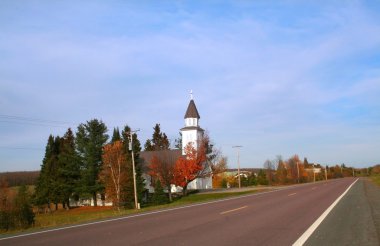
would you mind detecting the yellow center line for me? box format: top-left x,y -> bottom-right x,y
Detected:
220,206 -> 248,215
288,193 -> 297,196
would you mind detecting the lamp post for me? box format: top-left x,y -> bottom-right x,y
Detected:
232,145 -> 242,189
129,129 -> 140,209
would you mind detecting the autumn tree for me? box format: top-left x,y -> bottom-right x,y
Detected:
148,150 -> 179,202
174,143 -> 206,196
202,133 -> 228,175
276,158 -> 288,184
101,141 -> 127,209
76,119 -> 108,206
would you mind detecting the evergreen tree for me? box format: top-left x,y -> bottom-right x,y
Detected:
150,124 -> 170,150
151,180 -> 167,205
111,127 -> 121,143
76,119 -> 108,206
121,125 -> 146,208
57,128 -> 80,209
14,185 -> 35,229
34,135 -> 60,211
144,139 -> 154,151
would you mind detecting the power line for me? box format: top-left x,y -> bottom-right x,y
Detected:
0,114 -> 77,128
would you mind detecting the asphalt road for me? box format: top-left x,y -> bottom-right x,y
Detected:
305,178 -> 380,246
1,178 -> 363,246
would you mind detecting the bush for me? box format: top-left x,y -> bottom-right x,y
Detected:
151,180 -> 168,205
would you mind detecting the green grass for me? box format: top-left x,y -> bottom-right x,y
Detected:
1,189 -> 262,236
370,174 -> 380,186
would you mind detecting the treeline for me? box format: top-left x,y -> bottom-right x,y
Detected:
34,119 -> 146,212
214,155 -> 361,188
0,171 -> 40,187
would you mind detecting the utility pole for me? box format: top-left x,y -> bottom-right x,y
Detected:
296,159 -> 300,183
232,146 -> 242,189
325,165 -> 328,181
312,163 -> 316,182
129,129 -> 140,209
352,168 -> 355,177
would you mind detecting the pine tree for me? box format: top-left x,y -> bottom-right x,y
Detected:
76,119 -> 108,206
57,128 -> 80,209
144,139 -> 154,151
34,135 -> 60,211
14,185 -> 35,229
151,180 -> 167,205
150,124 -> 170,150
111,127 -> 121,143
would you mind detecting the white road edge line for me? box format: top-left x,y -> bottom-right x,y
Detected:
0,178 -> 345,241
292,178 -> 359,246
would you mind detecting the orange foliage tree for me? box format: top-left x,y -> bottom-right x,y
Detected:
174,143 -> 206,196
101,141 -> 128,209
148,150 -> 178,202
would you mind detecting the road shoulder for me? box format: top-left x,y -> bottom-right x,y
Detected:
305,178 -> 380,246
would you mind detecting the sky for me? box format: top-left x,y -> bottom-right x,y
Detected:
0,0 -> 380,172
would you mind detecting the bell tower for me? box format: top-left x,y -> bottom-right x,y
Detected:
181,91 -> 204,155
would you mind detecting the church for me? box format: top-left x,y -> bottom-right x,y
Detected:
140,93 -> 213,192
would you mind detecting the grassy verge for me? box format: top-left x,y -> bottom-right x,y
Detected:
370,174 -> 380,186
1,189 -> 262,236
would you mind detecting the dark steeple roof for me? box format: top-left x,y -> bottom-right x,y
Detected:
184,99 -> 200,119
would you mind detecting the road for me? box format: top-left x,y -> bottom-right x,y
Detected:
2,177 -> 376,246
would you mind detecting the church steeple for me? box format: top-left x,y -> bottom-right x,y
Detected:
181,91 -> 204,154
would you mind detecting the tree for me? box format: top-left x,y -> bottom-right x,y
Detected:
148,150 -> 178,202
202,133 -> 228,175
101,141 -> 128,209
263,159 -> 274,185
174,143 -> 206,196
151,180 -> 168,205
13,185 -> 35,229
144,124 -> 170,151
34,135 -> 61,211
276,158 -> 288,184
111,127 -> 121,143
257,169 -> 268,185
57,128 -> 80,209
76,119 -> 108,206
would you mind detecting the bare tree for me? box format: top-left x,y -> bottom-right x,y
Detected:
263,159 -> 274,185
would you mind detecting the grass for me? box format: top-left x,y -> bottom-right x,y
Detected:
370,174 -> 380,186
1,189 -> 261,236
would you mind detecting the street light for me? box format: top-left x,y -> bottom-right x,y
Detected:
129,129 -> 140,209
232,145 -> 242,189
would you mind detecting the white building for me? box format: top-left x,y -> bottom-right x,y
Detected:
141,93 -> 212,191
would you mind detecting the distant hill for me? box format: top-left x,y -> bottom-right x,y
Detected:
0,171 -> 40,187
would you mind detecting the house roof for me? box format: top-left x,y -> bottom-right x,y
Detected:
184,99 -> 200,119
139,149 -> 182,170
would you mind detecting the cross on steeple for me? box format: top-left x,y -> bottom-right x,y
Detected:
190,90 -> 193,100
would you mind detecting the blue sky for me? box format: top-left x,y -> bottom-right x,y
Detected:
1,1 -> 379,171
